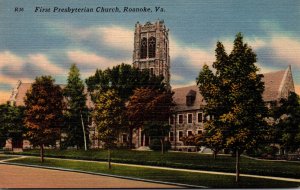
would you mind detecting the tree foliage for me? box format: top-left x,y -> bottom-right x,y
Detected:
127,87 -> 174,124
0,104 -> 25,148
202,121 -> 225,159
126,87 -> 174,152
272,92 -> 300,153
24,76 -> 64,162
196,33 -> 267,182
63,64 -> 89,149
93,89 -> 123,168
86,63 -> 166,103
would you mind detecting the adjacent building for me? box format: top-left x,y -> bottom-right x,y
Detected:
169,66 -> 295,151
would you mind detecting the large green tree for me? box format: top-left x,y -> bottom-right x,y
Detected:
197,33 -> 267,182
86,63 -> 166,148
0,104 -> 25,148
85,63 -> 165,103
63,64 -> 89,150
272,92 -> 300,154
126,87 -> 174,152
93,89 -> 123,169
24,76 -> 64,162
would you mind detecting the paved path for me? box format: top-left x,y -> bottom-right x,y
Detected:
0,164 -> 180,188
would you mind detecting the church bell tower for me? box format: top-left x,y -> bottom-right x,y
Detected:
133,20 -> 170,87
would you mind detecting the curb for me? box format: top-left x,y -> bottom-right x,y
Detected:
0,161 -> 208,189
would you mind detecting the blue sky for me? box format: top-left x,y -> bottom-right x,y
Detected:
0,0 -> 300,103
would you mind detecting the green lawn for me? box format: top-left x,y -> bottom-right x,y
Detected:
8,149 -> 300,179
6,157 -> 300,188
0,154 -> 17,160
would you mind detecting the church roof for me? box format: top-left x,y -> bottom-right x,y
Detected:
261,69 -> 286,102
10,82 -> 93,108
172,67 -> 294,111
9,67 -> 294,111
13,83 -> 32,107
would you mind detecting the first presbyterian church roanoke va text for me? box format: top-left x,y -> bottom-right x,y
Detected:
34,6 -> 165,13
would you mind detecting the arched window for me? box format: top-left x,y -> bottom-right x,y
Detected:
148,37 -> 156,58
140,38 -> 147,59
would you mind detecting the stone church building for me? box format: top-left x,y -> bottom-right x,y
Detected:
6,20 -> 296,151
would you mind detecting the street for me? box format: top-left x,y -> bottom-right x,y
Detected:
0,164 -> 179,188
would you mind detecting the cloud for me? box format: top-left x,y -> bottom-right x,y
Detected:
27,54 -> 65,74
221,37 -> 267,54
0,90 -> 11,104
171,81 -> 196,89
295,85 -> 300,96
67,49 -> 131,69
269,36 -> 300,67
99,26 -> 133,51
0,51 -> 65,75
172,73 -> 185,81
0,51 -> 66,92
255,62 -> 279,74
0,51 -> 24,71
49,22 -> 133,53
170,36 -> 215,69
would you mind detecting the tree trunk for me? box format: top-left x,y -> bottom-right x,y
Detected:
236,149 -> 240,183
80,112 -> 87,151
129,127 -> 133,149
161,138 -> 164,154
108,149 -> 111,169
59,128 -> 62,150
213,151 -> 217,160
40,144 -> 44,163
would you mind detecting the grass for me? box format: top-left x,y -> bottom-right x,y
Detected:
8,149 -> 300,179
6,157 -> 300,188
0,154 -> 17,160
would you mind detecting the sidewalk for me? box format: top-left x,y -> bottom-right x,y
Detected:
1,155 -> 300,183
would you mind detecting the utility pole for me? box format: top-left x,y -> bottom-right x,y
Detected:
80,110 -> 87,151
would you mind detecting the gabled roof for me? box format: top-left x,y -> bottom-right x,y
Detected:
9,82 -> 93,108
172,67 -> 295,111
262,70 -> 286,102
13,83 -> 31,107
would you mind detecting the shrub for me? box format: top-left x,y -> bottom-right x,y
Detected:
149,139 -> 171,151
246,145 -> 279,158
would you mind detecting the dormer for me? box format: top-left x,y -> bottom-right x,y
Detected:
186,90 -> 196,106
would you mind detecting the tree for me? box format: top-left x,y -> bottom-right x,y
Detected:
93,89 -> 123,169
196,33 -> 267,182
86,64 -> 166,149
0,104 -> 25,148
197,63 -> 225,159
126,87 -> 174,153
63,64 -> 89,150
86,63 -> 165,103
182,133 -> 204,146
272,92 -> 300,154
202,121 -> 225,160
24,76 -> 64,162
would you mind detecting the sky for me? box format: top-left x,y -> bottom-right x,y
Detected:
0,0 -> 300,103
